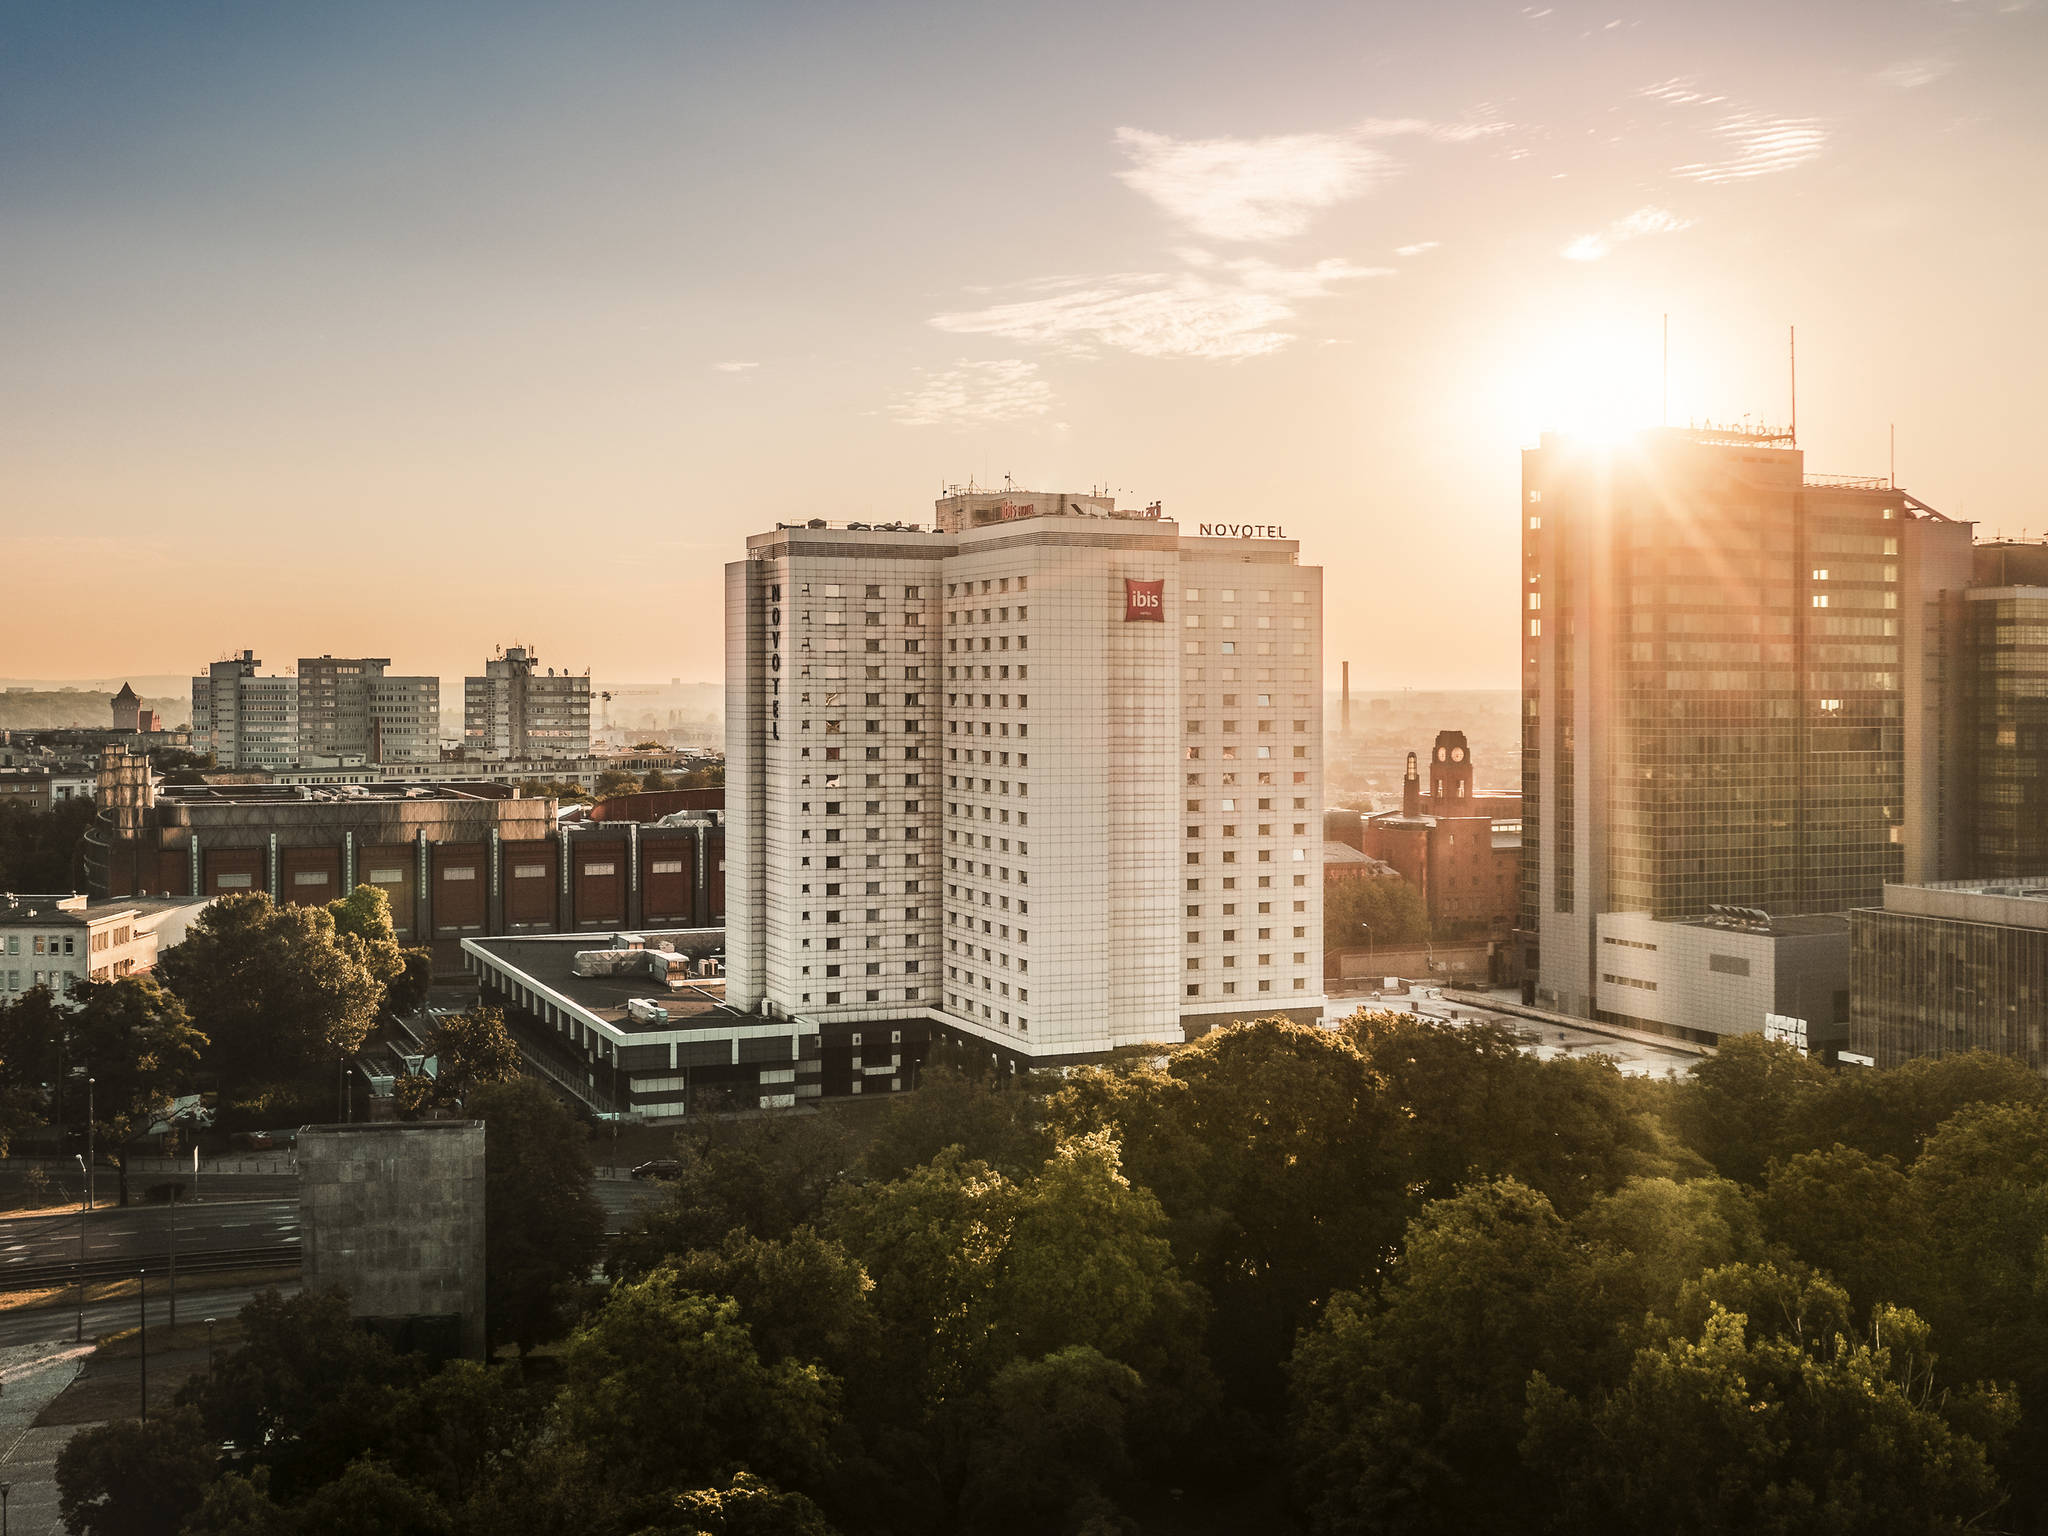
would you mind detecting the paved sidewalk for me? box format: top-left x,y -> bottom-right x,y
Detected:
0,1340 -> 94,1536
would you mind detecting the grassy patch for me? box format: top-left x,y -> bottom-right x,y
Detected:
0,1265 -> 300,1314
94,1317 -> 250,1358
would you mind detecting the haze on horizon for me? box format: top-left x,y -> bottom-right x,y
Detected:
4,0 -> 2044,691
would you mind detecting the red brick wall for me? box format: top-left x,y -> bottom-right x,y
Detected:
279,846 -> 343,908
1425,816 -> 1516,932
571,839 -> 628,928
588,788 -> 723,823
1361,818 -> 1429,903
202,846 -> 264,897
502,839 -> 557,929
431,843 -> 487,936
640,834 -> 694,925
358,844 -> 417,939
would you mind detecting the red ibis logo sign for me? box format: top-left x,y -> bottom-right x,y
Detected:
1124,578 -> 1165,622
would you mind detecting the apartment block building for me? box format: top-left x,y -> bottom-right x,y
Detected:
464,647 -> 591,760
726,491 -> 1323,1066
298,656 -> 440,765
193,653 -> 441,768
191,652 -> 300,771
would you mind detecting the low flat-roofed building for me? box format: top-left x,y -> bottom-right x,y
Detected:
465,929 -> 924,1119
1323,841 -> 1399,884
0,891 -> 212,1001
0,770 -> 54,813
1592,907 -> 1851,1052
1850,879 -> 2048,1072
84,747 -> 724,967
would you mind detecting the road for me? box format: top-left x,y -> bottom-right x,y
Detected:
5,1173 -> 665,1282
0,1281 -> 301,1350
1323,987 -> 1702,1078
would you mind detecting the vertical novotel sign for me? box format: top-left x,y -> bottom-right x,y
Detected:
1124,578 -> 1165,622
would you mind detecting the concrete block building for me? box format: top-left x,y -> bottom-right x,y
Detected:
1850,879 -> 2048,1072
726,490 -> 1323,1069
464,647 -> 592,760
298,1121 -> 487,1359
297,657 -> 440,765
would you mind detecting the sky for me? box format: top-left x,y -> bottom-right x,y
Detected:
4,0 -> 2045,693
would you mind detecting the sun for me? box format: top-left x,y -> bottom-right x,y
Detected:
1494,306 -> 1666,446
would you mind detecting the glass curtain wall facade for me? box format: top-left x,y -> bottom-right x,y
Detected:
1964,591 -> 2048,876
1850,899 -> 2048,1070
1523,430 -> 1925,1019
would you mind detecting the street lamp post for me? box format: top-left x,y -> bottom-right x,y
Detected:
85,1075 -> 95,1211
1359,921 -> 1374,974
74,1153 -> 88,1344
205,1317 -> 217,1378
167,1188 -> 178,1331
3,1477 -> 12,1536
138,1269 -> 147,1422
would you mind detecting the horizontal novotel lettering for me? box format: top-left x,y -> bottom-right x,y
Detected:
1198,523 -> 1287,539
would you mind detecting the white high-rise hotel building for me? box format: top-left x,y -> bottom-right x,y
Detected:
727,490 -> 1324,1062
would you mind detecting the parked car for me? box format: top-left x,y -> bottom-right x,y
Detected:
631,1158 -> 683,1181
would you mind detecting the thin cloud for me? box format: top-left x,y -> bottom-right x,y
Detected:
1395,241 -> 1440,256
1561,204 -> 1693,261
1672,111 -> 1828,182
1115,127 -> 1392,242
713,361 -> 759,372
1876,58 -> 1953,88
893,360 -> 1054,429
1355,116 -> 1510,143
1639,78 -> 1728,107
1113,116 -> 1506,243
930,258 -> 1389,362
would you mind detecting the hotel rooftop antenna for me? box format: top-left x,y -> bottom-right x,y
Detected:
1789,325 -> 1797,445
1891,423 -> 1896,489
1662,313 -> 1668,427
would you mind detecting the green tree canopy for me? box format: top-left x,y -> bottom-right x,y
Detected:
55,1406 -> 216,1536
468,1078 -> 607,1355
0,980 -> 68,1152
156,893 -> 383,1090
1289,1174 -> 1773,1536
1667,1034 -> 1832,1187
1323,873 -> 1430,953
825,1146 -> 1022,1410
633,1473 -> 841,1536
550,1272 -> 839,1504
957,1347 -> 1145,1536
658,1228 -> 880,1383
611,1112 -> 864,1278
1345,1010 -> 1692,1217
176,1287 -> 422,1503
327,884 -> 431,1018
1759,1144 -> 1923,1319
1525,1291 -> 2013,1536
70,974 -> 207,1203
397,1005 -> 521,1118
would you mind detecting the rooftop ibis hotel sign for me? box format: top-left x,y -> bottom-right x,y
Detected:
1124,578 -> 1165,621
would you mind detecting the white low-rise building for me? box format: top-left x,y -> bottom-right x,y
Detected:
0,892 -> 212,1001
